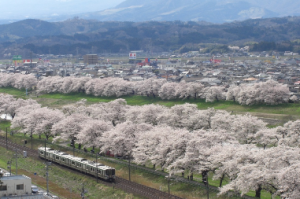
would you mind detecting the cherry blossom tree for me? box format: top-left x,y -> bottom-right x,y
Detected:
12,107 -> 63,140
126,104 -> 166,126
278,120 -> 300,147
52,113 -> 90,143
134,126 -> 187,171
158,82 -> 180,100
185,82 -> 205,100
0,94 -> 16,116
0,73 -> 14,87
133,126 -> 169,168
210,110 -> 235,131
89,99 -> 128,126
137,78 -> 166,98
218,146 -> 300,198
100,122 -> 153,157
234,80 -> 290,105
202,86 -> 226,102
277,163 -> 300,199
168,129 -> 236,182
6,99 -> 39,119
231,114 -> 267,144
158,103 -> 198,130
77,119 -> 112,149
290,95 -> 298,103
12,74 -> 37,90
255,128 -> 280,149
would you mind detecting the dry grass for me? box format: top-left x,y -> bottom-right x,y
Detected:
18,169 -> 81,199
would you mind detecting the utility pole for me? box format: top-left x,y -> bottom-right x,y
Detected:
45,162 -> 52,196
6,127 -> 7,150
7,160 -> 12,176
205,174 -> 209,199
168,177 -> 170,196
128,153 -> 131,181
96,153 -> 98,183
30,131 -> 33,149
13,150 -> 20,175
165,175 -> 173,199
44,139 -> 47,159
73,143 -> 75,156
80,183 -> 88,199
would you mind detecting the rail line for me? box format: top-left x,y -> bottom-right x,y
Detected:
0,135 -> 183,199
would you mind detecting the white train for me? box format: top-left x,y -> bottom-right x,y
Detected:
38,147 -> 115,182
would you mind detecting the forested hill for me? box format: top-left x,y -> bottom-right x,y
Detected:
1,16 -> 300,54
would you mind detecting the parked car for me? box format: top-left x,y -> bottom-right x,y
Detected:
3,172 -> 11,176
31,185 -> 39,193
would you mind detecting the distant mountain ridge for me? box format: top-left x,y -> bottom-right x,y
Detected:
74,0 -> 300,23
0,16 -> 300,56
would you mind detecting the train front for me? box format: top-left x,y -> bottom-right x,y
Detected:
106,168 -> 116,182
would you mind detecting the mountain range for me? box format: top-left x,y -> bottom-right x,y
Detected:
1,0 -> 300,23
51,0 -> 300,23
0,16 -> 300,56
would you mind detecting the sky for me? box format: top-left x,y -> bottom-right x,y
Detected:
0,0 -> 125,20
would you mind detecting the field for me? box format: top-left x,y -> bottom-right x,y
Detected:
1,87 -> 299,125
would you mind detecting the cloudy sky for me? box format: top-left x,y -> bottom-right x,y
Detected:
0,0 -> 125,19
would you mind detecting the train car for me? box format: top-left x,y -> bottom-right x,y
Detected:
38,147 -> 115,182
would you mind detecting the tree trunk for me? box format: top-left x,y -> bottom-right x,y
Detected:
39,134 -> 41,139
219,174 -> 225,187
190,173 -> 193,181
202,171 -> 208,185
153,164 -> 156,169
182,172 -> 184,177
78,144 -> 82,149
255,186 -> 262,198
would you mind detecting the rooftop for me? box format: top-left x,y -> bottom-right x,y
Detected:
1,175 -> 30,181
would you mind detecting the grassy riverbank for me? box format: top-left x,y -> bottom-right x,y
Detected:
1,87 -> 299,125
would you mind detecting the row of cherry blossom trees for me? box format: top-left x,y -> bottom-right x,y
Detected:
36,76 -> 295,105
2,94 -> 299,198
0,73 -> 292,105
0,73 -> 37,90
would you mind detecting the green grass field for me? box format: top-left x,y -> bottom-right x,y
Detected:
1,87 -> 299,125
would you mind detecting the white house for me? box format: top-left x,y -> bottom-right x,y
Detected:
0,175 -> 43,199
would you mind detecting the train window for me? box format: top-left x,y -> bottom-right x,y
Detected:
40,151 -> 44,155
56,156 -> 59,160
112,170 -> 115,175
62,158 -> 65,162
72,161 -> 75,165
106,170 -> 111,175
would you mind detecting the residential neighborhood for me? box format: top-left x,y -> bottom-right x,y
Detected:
1,50 -> 300,96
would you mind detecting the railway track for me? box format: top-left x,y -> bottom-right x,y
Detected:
0,135 -> 183,199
